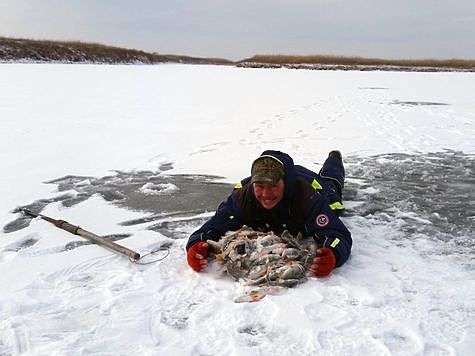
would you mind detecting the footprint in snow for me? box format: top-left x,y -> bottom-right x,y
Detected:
373,327 -> 423,355
304,303 -> 353,329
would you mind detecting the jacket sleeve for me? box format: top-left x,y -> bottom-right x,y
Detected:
305,194 -> 352,267
186,194 -> 244,250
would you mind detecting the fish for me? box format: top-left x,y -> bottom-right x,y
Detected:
207,227 -> 316,302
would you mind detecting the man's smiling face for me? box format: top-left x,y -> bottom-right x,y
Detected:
253,179 -> 285,209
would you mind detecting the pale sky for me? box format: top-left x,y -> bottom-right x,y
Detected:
1,0 -> 474,60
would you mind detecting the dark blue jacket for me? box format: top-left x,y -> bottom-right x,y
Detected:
186,150 -> 352,267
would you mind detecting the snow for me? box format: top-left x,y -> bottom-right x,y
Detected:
139,182 -> 178,195
0,63 -> 474,355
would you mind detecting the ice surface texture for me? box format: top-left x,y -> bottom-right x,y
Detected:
2,151 -> 474,355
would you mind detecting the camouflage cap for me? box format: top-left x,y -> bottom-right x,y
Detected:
251,155 -> 285,185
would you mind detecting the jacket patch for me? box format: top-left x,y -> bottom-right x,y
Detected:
316,214 -> 329,227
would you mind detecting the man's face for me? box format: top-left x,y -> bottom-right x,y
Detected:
253,179 -> 285,209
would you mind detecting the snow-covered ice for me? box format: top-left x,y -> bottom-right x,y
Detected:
0,64 -> 474,355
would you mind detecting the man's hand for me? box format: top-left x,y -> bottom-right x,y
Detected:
310,247 -> 336,277
187,242 -> 209,272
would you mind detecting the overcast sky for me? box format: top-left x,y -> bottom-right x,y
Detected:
1,0 -> 474,60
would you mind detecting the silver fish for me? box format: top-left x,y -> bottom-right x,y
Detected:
208,228 -> 316,301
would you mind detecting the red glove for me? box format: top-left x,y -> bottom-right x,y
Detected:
187,242 -> 209,272
310,247 -> 336,277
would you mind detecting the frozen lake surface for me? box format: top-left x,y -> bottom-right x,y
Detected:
0,64 -> 474,355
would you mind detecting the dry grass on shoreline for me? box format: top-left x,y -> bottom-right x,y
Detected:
1,36 -> 474,70
0,36 -> 232,65
242,55 -> 475,69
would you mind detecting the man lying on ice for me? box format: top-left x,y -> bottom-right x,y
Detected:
186,149 -> 352,277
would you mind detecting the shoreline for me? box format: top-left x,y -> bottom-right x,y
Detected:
1,59 -> 474,72
236,61 -> 475,73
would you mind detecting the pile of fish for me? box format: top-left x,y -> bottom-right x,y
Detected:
207,228 -> 316,302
